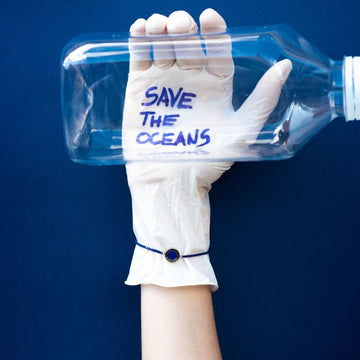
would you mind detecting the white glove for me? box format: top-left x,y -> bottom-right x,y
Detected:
123,9 -> 292,290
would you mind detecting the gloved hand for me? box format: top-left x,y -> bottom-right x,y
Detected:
123,9 -> 292,290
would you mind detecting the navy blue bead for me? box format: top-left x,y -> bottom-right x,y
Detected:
165,249 -> 180,262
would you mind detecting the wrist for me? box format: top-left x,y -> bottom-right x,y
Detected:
125,163 -> 218,291
129,173 -> 211,255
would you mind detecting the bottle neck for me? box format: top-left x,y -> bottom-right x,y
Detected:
330,60 -> 345,119
333,57 -> 360,121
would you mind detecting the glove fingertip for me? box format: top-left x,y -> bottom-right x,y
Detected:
274,59 -> 293,83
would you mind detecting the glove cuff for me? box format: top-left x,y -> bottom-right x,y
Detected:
125,244 -> 218,291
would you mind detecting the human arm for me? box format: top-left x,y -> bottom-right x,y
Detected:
123,8 -> 292,359
141,284 -> 221,360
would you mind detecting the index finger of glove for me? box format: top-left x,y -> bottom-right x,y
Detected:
200,9 -> 234,78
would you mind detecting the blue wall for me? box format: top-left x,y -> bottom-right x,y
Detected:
1,1 -> 360,359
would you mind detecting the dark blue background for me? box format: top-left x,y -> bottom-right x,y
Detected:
1,1 -> 360,359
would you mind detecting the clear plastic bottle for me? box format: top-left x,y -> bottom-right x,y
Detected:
61,25 -> 359,165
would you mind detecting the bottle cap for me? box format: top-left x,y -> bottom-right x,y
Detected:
344,56 -> 360,121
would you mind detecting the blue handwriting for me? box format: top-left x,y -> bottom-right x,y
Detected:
140,112 -> 180,127
136,129 -> 210,147
142,87 -> 197,109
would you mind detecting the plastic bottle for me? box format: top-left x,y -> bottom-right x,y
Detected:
61,25 -> 359,165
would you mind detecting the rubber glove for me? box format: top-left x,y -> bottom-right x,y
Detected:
124,9 -> 292,290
